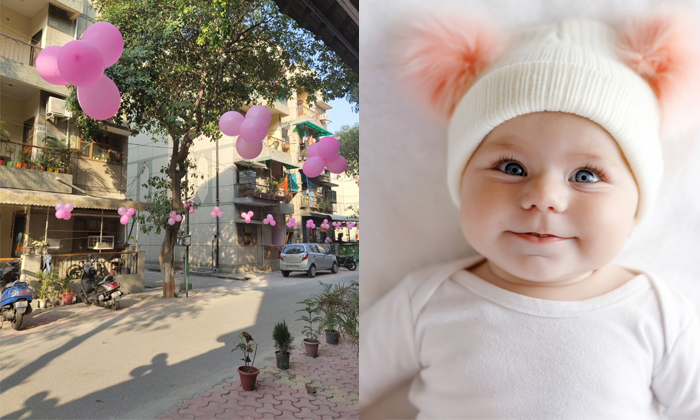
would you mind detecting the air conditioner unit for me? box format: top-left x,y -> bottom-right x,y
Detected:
87,236 -> 114,250
47,96 -> 72,120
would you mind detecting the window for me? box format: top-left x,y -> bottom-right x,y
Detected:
237,223 -> 258,246
79,132 -> 124,163
72,217 -> 122,252
282,245 -> 304,255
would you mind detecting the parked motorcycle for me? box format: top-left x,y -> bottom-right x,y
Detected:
78,254 -> 123,310
0,258 -> 33,330
336,255 -> 357,271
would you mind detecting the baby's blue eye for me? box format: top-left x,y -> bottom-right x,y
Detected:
571,170 -> 600,183
498,162 -> 525,176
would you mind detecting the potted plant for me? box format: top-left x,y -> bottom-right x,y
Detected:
272,320 -> 295,370
296,298 -> 322,357
232,331 -> 258,391
313,283 -> 344,345
35,272 -> 49,309
61,276 -> 75,305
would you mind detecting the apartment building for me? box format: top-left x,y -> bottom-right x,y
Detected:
127,90 -> 357,273
0,0 -> 146,289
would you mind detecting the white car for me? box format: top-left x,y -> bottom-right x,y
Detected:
280,243 -> 338,277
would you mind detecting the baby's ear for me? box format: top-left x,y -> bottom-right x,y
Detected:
398,10 -> 506,121
617,10 -> 700,140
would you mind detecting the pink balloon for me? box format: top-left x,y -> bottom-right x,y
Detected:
236,139 -> 263,160
270,220 -> 276,226
57,40 -> 105,86
80,22 -> 124,67
316,137 -> 340,159
219,111 -> 245,136
326,155 -> 348,174
36,46 -> 68,85
120,215 -> 130,225
77,75 -> 121,120
167,217 -> 176,225
239,117 -> 268,143
55,203 -> 64,211
64,203 -> 74,212
210,211 -> 217,218
126,208 -> 136,216
63,212 -> 72,221
118,207 -> 127,216
213,206 -> 220,212
189,208 -> 195,215
56,209 -> 66,219
308,143 -> 320,158
303,156 -> 326,178
246,105 -> 272,126
175,214 -> 183,222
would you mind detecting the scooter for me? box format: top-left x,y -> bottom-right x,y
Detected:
0,258 -> 33,330
78,255 -> 123,310
336,255 -> 357,271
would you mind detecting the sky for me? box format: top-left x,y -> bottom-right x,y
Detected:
325,98 -> 359,134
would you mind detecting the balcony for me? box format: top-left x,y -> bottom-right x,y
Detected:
0,140 -> 75,192
0,32 -> 40,66
299,192 -> 335,214
233,183 -> 293,205
296,105 -> 330,127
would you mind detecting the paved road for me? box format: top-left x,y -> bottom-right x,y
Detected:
0,268 -> 359,419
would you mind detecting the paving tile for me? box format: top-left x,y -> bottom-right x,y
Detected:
272,399 -> 301,413
254,393 -> 278,406
255,402 -> 282,417
235,406 -> 263,419
293,407 -> 322,420
291,397 -> 320,411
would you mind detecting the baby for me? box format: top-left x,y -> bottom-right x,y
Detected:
360,11 -> 700,419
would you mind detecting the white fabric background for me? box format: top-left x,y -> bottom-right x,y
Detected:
360,0 -> 700,417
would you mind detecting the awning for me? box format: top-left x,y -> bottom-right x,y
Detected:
0,188 -> 151,211
308,212 -> 358,222
256,158 -> 301,170
293,121 -> 333,136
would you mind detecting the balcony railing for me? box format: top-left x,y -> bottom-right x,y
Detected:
296,105 -> 326,123
0,140 -> 74,173
234,183 -> 293,203
299,192 -> 335,213
265,135 -> 291,153
0,32 -> 41,66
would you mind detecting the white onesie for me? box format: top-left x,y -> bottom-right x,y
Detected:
360,255 -> 700,419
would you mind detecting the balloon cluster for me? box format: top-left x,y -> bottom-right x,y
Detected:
241,211 -> 254,224
303,136 -> 348,178
286,217 -> 299,228
347,222 -> 357,228
332,221 -> 343,229
36,22 -> 124,121
263,214 -> 276,226
320,219 -> 331,230
183,199 -> 196,215
55,202 -> 74,220
219,106 -> 272,160
167,210 -> 183,226
210,206 -> 224,219
306,220 -> 316,229
118,206 -> 136,225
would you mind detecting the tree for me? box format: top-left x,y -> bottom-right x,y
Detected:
86,0 -> 358,298
335,123 -> 359,179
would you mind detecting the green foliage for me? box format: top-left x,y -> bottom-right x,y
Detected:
272,320 -> 295,355
335,123 -> 359,178
310,281 -> 359,352
35,270 -> 62,301
0,121 -> 10,141
231,331 -> 257,369
296,298 -> 322,341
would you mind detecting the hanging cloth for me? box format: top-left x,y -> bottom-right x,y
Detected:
289,173 -> 300,192
279,174 -> 289,194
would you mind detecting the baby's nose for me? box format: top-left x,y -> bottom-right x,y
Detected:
517,172 -> 569,213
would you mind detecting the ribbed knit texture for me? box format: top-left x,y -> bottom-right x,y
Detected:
448,19 -> 663,224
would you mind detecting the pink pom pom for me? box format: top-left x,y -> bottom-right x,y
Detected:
189,207 -> 195,215
399,9 -> 506,120
618,10 -> 700,139
120,215 -> 130,225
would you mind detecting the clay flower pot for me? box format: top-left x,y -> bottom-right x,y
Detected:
238,366 -> 259,391
303,339 -> 320,358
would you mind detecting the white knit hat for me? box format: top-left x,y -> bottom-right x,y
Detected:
399,12 -> 700,225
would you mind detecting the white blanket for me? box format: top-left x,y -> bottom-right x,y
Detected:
360,0 -> 700,417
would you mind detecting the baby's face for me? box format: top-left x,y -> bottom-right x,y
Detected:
460,112 -> 639,283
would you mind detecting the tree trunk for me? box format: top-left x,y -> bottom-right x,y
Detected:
160,224 -> 178,298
